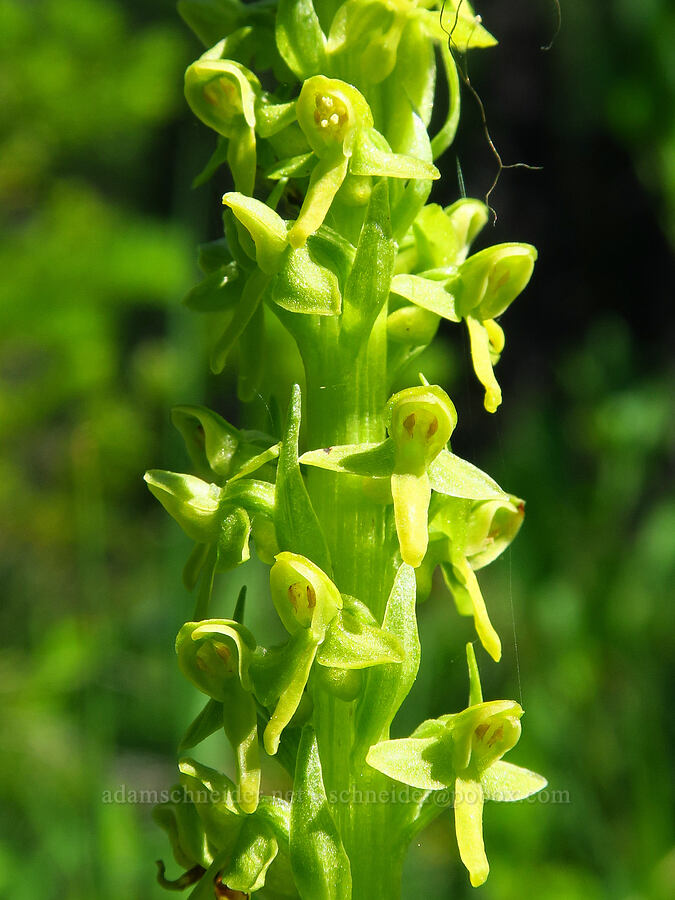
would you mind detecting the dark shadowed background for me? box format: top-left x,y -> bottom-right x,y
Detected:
0,1 -> 673,897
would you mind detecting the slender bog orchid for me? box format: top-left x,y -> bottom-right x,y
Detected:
146,1 -> 545,896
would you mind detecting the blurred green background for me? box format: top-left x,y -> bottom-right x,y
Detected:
0,1 -> 672,898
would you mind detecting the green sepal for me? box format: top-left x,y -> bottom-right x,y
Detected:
270,244 -> 342,316
222,479 -> 275,519
349,128 -> 439,181
276,0 -> 327,79
455,243 -> 537,320
153,786 -> 213,871
144,470 -> 223,543
411,203 -> 461,270
254,97 -> 298,138
275,385 -> 332,573
176,619 -> 256,699
316,595 -> 405,669
192,135 -> 230,188
290,726 -> 352,900
366,730 -> 455,791
340,180 -> 395,348
428,449 -> 508,501
295,75 -> 373,158
353,563 -> 419,761
178,697 -> 224,753
299,439 -> 395,478
390,273 -> 460,321
172,405 -> 240,481
210,270 -> 270,375
222,193 -> 288,275
480,760 -> 548,802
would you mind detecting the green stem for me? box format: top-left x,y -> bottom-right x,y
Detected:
303,311 -> 408,898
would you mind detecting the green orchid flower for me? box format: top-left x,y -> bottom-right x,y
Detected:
154,758 -> 292,898
416,494 -> 525,660
251,552 -> 404,755
185,38 -> 297,193
176,619 -> 261,813
283,75 -> 439,247
392,215 -> 537,412
367,644 -> 546,887
300,382 -> 512,567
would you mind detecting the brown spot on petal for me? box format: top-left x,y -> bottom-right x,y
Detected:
403,413 -> 416,436
487,725 -> 504,748
306,584 -> 316,609
427,417 -> 438,438
475,723 -> 489,741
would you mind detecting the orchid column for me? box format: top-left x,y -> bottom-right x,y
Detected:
145,2 -> 546,898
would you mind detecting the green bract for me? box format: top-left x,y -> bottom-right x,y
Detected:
150,1 -> 545,895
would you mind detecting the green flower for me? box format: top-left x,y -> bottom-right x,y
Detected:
285,75 -> 439,247
367,644 -> 546,887
176,619 -> 261,813
154,758 -> 292,897
252,552 -> 404,754
417,494 -> 525,660
299,382 -> 511,568
392,203 -> 537,412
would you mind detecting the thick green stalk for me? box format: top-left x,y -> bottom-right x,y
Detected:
304,311 -> 408,896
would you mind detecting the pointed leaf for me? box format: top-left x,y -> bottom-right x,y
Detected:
276,0 -> 327,78
275,385 -> 332,573
290,726 -> 352,900
179,698 -> 224,753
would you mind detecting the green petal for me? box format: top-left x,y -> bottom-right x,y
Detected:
144,470 -> 222,543
466,315 -> 502,413
391,471 -> 431,568
454,776 -> 489,887
176,619 -> 256,699
270,551 -> 342,639
480,761 -> 547,802
367,734 -> 450,790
